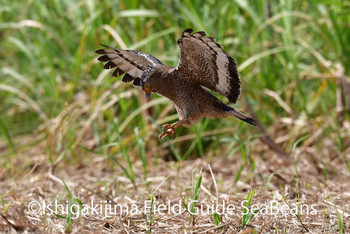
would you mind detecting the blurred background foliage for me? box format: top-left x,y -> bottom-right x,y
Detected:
0,0 -> 349,165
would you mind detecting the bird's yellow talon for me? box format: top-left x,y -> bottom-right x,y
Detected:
159,125 -> 176,140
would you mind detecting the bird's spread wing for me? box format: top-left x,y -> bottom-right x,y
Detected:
174,28 -> 241,103
96,45 -> 164,86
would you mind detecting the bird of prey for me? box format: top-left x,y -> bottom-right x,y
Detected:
96,28 -> 256,139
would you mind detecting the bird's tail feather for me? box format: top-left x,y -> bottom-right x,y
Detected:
228,108 -> 256,126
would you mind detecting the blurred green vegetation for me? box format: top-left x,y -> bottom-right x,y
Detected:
0,0 -> 349,164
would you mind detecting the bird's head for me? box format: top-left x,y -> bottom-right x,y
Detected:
140,66 -> 156,99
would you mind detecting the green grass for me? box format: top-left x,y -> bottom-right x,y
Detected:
0,1 -> 349,231
147,176 -> 169,232
241,190 -> 258,229
55,179 -> 83,233
0,193 -> 11,213
182,166 -> 203,225
337,210 -> 344,234
213,211 -> 222,228
1,0 -> 349,162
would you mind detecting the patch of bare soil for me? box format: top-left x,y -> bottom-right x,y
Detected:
0,149 -> 349,233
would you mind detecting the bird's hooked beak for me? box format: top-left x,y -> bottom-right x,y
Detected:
144,83 -> 151,99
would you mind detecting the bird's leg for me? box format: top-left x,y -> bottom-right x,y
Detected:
159,120 -> 187,140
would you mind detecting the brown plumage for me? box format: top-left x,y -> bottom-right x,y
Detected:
96,28 -> 256,139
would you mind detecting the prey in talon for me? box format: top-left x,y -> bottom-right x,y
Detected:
96,28 -> 256,140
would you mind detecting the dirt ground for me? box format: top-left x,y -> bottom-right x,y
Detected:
1,140 -> 349,234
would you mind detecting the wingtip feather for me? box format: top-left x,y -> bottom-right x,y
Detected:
96,44 -> 119,54
182,28 -> 193,37
192,31 -> 206,38
95,49 -> 106,54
